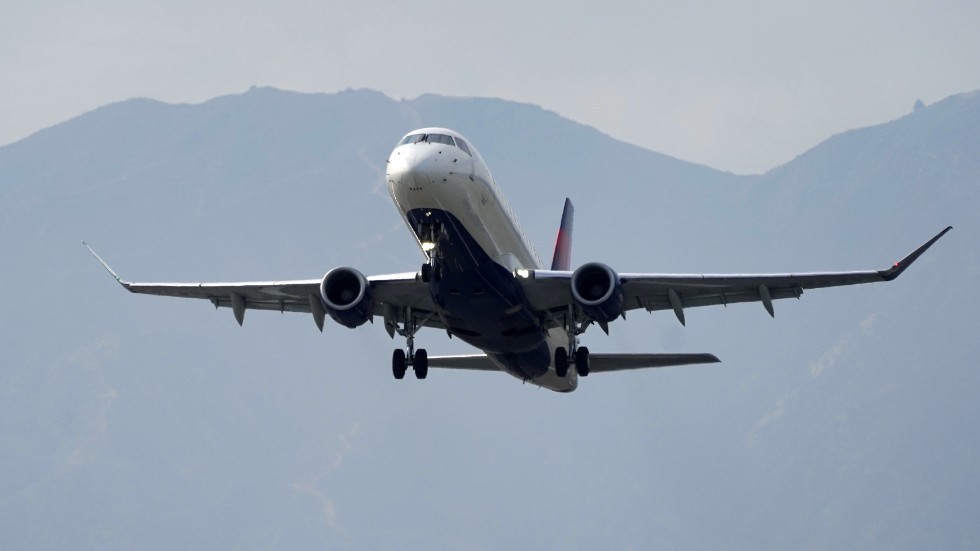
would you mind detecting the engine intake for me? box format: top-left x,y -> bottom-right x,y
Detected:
571,262 -> 624,324
319,267 -> 373,328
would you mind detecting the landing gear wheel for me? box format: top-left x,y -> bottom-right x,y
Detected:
421,262 -> 442,283
575,346 -> 590,377
414,349 -> 428,379
555,347 -> 569,378
392,349 -> 407,379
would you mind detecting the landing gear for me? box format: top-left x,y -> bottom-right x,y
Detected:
414,349 -> 428,379
390,306 -> 433,381
420,262 -> 442,283
555,347 -> 569,378
575,346 -> 590,377
554,305 -> 592,378
418,221 -> 445,283
392,349 -> 407,379
391,340 -> 428,381
554,345 -> 589,378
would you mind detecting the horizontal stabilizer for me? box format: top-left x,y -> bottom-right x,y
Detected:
588,353 -> 721,373
427,354 -> 500,371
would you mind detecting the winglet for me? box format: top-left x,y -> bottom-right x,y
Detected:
879,226 -> 952,281
82,241 -> 132,290
550,198 -> 574,271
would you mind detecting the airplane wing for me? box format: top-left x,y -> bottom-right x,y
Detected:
82,242 -> 440,331
587,353 -> 721,372
521,226 -> 952,326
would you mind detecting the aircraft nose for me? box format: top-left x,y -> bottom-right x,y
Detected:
386,146 -> 443,188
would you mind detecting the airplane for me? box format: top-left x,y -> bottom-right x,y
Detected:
85,127 -> 952,393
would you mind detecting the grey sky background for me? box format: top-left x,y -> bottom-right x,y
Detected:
3,0 -> 979,174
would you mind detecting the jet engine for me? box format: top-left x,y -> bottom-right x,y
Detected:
571,262 -> 624,324
319,267 -> 373,328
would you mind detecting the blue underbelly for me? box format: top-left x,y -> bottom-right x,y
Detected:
406,208 -> 550,378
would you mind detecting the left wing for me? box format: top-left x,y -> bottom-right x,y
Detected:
521,226 -> 952,325
83,242 -> 439,330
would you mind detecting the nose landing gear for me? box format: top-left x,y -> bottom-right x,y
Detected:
418,221 -> 446,283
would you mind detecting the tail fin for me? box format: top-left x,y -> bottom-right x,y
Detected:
550,198 -> 574,270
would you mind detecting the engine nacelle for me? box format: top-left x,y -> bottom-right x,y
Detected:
571,262 -> 624,324
319,267 -> 373,328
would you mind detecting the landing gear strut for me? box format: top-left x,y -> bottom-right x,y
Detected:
419,221 -> 445,283
554,306 -> 591,377
391,307 -> 432,380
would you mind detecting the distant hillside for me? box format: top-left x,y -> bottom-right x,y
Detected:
0,87 -> 976,550
757,91 -> 980,256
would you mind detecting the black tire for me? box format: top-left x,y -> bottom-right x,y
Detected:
414,349 -> 428,379
575,346 -> 590,377
555,347 -> 569,378
421,263 -> 432,283
392,349 -> 407,379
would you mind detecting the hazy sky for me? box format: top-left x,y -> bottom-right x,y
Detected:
3,0 -> 978,173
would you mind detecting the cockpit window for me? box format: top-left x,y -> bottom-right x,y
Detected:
397,132 -> 471,155
454,137 -> 472,156
398,133 -> 425,146
427,133 -> 454,146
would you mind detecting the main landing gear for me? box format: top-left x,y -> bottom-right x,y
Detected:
391,307 -> 431,380
554,306 -> 591,377
554,346 -> 590,377
392,347 -> 428,380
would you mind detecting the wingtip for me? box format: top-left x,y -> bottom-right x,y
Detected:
879,226 -> 952,281
82,241 -> 129,288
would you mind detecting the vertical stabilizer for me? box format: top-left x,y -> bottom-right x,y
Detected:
551,198 -> 574,270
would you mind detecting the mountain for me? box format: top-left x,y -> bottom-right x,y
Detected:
1,87 -> 976,550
